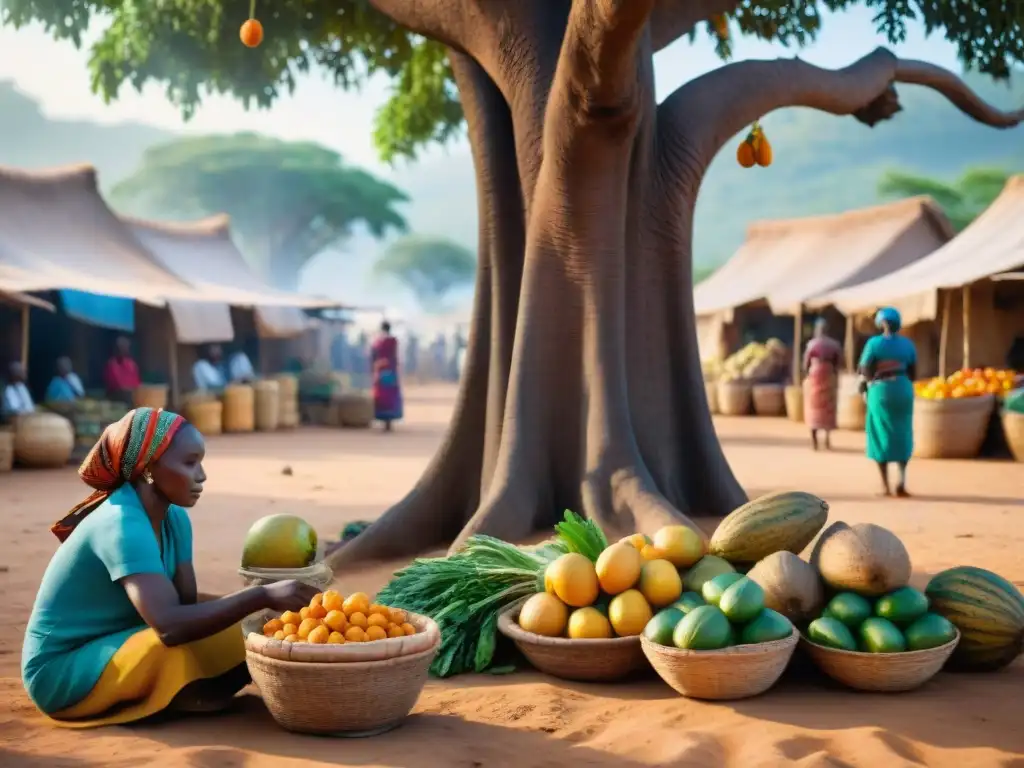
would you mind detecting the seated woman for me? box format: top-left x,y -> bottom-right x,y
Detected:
22,406 -> 318,728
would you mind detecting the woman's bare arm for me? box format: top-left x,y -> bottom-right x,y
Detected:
173,561 -> 198,606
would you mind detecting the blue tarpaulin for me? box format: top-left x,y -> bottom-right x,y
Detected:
59,290 -> 135,332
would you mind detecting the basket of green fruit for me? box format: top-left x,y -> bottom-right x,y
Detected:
801,587 -> 960,692
639,574 -> 799,700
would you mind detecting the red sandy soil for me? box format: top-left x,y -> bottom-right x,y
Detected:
1,383 -> 1022,767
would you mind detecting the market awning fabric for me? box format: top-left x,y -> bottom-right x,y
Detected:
123,215 -> 333,343
0,164 -> 199,305
60,290 -> 135,332
812,176 -> 1024,325
693,197 -> 954,318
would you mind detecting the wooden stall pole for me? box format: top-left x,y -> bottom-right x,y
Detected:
844,313 -> 855,372
961,284 -> 971,370
19,304 -> 29,369
167,322 -> 180,411
791,305 -> 804,385
938,289 -> 952,377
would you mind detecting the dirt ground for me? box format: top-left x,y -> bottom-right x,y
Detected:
1,383 -> 1022,767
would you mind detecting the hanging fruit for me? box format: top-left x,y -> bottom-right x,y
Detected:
240,0 -> 264,48
736,121 -> 773,169
711,15 -> 730,41
736,140 -> 756,168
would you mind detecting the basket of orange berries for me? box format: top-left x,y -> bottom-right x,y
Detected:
912,368 -> 1014,459
243,589 -> 440,736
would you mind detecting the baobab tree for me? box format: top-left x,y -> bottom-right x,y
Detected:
6,0 -> 1020,567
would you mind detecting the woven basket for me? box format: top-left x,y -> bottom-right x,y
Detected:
13,412 -> 74,468
132,384 -> 168,411
705,381 -> 719,415
1003,411 -> 1024,462
184,399 -> 223,436
254,380 -> 280,431
717,380 -> 752,416
752,384 -> 785,416
336,393 -> 374,428
837,393 -> 866,431
246,634 -> 438,737
800,632 -> 959,692
496,600 -> 646,682
238,561 -> 335,591
0,428 -> 13,472
784,385 -> 803,423
913,394 -> 994,459
640,630 -> 798,700
274,375 -> 299,429
222,384 -> 255,433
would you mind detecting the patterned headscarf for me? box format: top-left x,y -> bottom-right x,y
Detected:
51,407 -> 186,542
874,307 -> 902,332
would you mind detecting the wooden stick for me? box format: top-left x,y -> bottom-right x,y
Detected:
844,314 -> 855,372
938,289 -> 952,377
167,313 -> 180,410
962,284 -> 971,370
19,305 -> 29,370
792,306 -> 803,384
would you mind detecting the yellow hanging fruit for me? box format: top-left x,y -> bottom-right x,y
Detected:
736,140 -> 756,168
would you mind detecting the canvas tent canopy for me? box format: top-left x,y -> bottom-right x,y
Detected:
0,164 -> 198,306
123,215 -> 336,344
693,197 -> 954,360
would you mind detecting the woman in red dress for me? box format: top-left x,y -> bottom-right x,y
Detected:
370,321 -> 403,431
802,318 -> 843,451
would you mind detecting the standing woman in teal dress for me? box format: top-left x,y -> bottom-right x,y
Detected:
858,307 -> 918,497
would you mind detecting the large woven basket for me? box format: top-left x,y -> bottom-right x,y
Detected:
184,399 -> 223,436
245,613 -> 439,737
222,384 -> 255,433
784,385 -> 803,423
752,383 -> 785,416
705,381 -> 719,415
913,395 -> 994,459
640,630 -> 798,700
1003,411 -> 1024,462
336,393 -> 374,428
274,375 -> 299,429
13,412 -> 74,468
238,561 -> 335,591
717,380 -> 752,416
254,380 -> 280,431
496,600 -> 646,682
0,428 -> 13,472
800,632 -> 959,692
836,393 -> 866,431
132,384 -> 168,411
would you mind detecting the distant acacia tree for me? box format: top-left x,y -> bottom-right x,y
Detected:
113,134 -> 409,289
878,167 -> 1015,230
374,235 -> 477,310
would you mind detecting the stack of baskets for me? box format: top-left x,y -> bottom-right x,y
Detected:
13,411 -> 74,468
752,383 -> 785,416
223,384 -> 255,433
913,394 -> 994,459
717,380 -> 752,416
183,393 -> 223,436
0,428 -> 13,472
132,384 -> 168,411
275,374 -> 300,429
254,380 -> 280,431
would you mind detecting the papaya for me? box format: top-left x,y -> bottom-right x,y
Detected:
736,140 -> 756,168
709,491 -> 829,566
701,572 -> 745,607
740,609 -> 793,645
925,566 -> 1024,671
719,577 -> 765,623
755,135 -> 773,167
807,616 -> 857,651
672,605 -> 734,650
875,586 -> 929,626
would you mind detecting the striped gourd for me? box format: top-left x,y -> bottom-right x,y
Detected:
925,566 -> 1024,672
709,491 -> 829,566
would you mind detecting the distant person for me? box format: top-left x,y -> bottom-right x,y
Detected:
192,345 -> 227,392
802,319 -> 843,451
22,407 -> 317,726
45,356 -> 86,402
859,307 -> 917,497
103,336 -> 141,403
371,321 -> 403,431
405,332 -> 419,377
227,347 -> 255,384
3,361 -> 35,418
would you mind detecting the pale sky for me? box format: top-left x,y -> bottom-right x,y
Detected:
0,6 -> 962,175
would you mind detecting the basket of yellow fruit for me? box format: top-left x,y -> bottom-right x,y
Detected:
913,368 -> 1011,458
244,589 -> 440,736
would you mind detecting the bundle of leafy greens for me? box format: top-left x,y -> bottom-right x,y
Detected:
376,510 -> 607,677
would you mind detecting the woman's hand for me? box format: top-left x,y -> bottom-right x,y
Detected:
261,580 -> 321,612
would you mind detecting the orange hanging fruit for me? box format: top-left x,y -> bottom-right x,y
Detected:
240,18 -> 263,48
736,140 -> 756,168
711,15 -> 730,41
755,135 -> 773,167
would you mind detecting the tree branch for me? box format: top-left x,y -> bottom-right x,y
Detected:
368,0 -> 476,50
658,48 -> 1024,179
649,0 -> 738,52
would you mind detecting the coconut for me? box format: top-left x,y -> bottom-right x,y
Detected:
746,551 -> 824,623
810,522 -> 912,596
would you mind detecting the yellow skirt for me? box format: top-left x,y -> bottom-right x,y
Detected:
49,624 -> 246,729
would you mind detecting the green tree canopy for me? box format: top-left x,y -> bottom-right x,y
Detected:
374,235 -> 476,310
2,1 -> 1021,164
878,167 -> 1018,230
112,133 -> 408,288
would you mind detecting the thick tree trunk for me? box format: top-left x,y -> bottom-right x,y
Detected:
327,0 -> 1022,571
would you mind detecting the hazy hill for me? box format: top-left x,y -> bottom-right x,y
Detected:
1,71 -> 1021,310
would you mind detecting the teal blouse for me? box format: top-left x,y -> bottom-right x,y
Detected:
859,334 -> 917,378
21,485 -> 192,714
